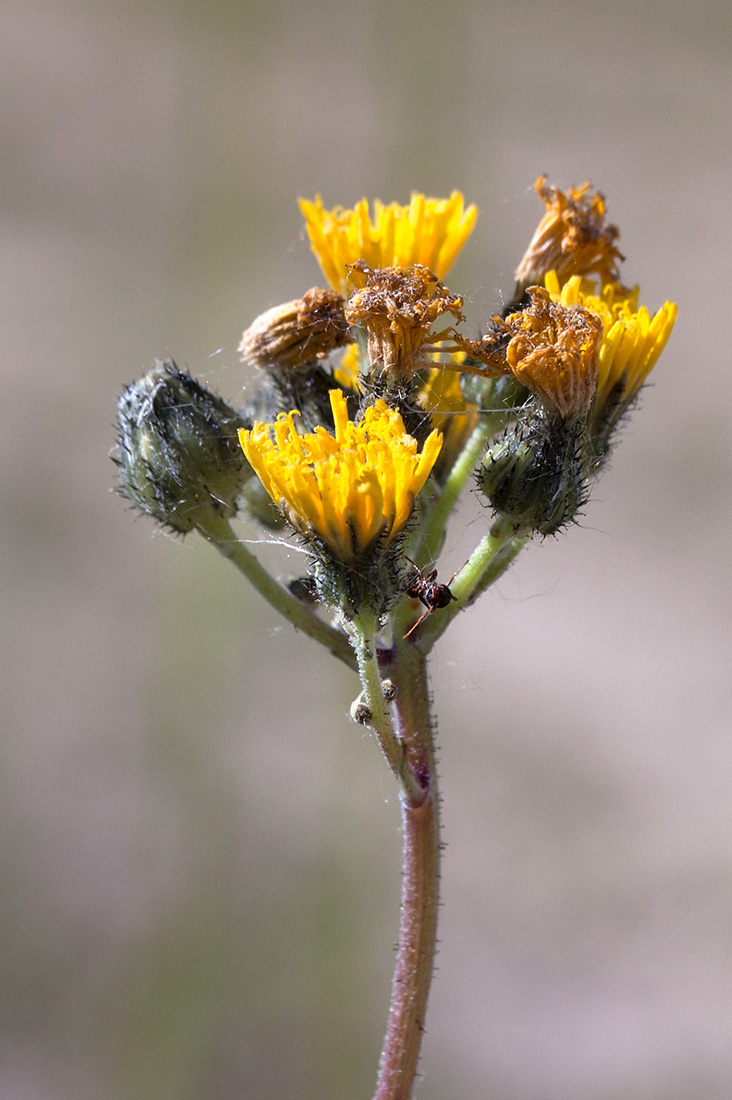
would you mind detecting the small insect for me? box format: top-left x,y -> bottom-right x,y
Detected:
287,575 -> 318,604
403,559 -> 459,638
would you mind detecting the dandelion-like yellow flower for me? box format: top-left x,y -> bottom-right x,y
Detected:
239,389 -> 442,562
545,271 -> 678,412
299,192 -> 478,295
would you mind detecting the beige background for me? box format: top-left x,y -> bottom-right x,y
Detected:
2,1 -> 731,1097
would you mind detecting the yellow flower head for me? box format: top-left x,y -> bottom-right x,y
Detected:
238,389 -> 442,562
499,286 -> 602,418
299,192 -> 478,295
545,271 -> 678,413
514,176 -> 623,294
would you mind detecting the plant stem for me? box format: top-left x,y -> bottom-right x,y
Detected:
195,513 -> 356,670
346,613 -> 405,785
412,413 -> 505,566
373,643 -> 440,1100
415,526 -> 529,652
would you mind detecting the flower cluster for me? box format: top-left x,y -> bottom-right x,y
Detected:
116,182 -> 677,615
113,182 -> 680,1100
112,180 -> 678,1100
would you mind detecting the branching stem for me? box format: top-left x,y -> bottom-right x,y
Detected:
346,614 -> 425,806
415,526 -> 529,652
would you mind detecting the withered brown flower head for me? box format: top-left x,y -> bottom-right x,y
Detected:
344,261 -> 464,378
500,286 -> 602,417
239,287 -> 350,372
514,176 -> 623,294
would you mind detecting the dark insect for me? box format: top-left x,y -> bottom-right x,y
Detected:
403,559 -> 458,638
288,576 -> 318,604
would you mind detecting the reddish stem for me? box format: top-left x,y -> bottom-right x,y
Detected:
373,645 -> 440,1100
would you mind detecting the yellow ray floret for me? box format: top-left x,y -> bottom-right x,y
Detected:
239,390 -> 442,562
545,271 -> 678,411
299,193 -> 478,294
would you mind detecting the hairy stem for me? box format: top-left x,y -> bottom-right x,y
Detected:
373,644 -> 440,1100
195,513 -> 355,669
346,613 -> 404,782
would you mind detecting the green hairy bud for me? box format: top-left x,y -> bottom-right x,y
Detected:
114,360 -> 249,534
479,413 -> 588,536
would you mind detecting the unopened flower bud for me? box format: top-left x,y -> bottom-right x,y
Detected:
114,360 -> 249,534
479,414 -> 588,536
239,287 -> 350,372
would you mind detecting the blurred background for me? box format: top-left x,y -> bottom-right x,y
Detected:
2,0 -> 731,1097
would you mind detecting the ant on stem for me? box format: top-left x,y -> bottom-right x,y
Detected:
402,557 -> 459,639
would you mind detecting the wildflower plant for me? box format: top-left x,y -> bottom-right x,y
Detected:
114,181 -> 677,1100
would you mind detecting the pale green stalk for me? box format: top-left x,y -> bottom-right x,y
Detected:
411,412 -> 505,566
195,513 -> 355,670
415,527 -> 529,652
345,612 -> 424,805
